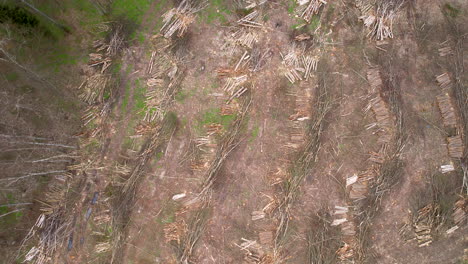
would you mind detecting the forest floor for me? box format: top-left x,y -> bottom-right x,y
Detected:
0,0 -> 467,264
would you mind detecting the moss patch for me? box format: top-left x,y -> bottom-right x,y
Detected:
196,108 -> 236,134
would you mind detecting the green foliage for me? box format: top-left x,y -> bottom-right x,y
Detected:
111,0 -> 152,24
0,5 -> 39,27
24,0 -> 70,38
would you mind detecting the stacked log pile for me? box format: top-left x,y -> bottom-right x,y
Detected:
160,0 -> 206,38
448,135 -> 464,159
434,73 -> 464,159
349,168 -> 377,200
412,203 -> 441,247
355,0 -> 406,40
331,206 -> 357,260
344,67 -> 402,258
436,93 -> 457,127
281,44 -> 318,84
296,0 -> 327,23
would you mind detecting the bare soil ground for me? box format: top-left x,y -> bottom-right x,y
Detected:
1,0 -> 467,264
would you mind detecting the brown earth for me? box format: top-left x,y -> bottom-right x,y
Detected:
1,0 -> 467,264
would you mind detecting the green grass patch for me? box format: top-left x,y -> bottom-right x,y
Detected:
287,0 -> 297,14
103,90 -> 111,100
155,200 -> 178,224
291,13 -> 320,32
5,72 -> 19,82
307,16 -> 320,32
443,3 -> 461,18
55,97 -> 78,112
201,0 -> 231,24
0,193 -> 23,227
17,85 -> 35,94
137,31 -> 145,43
66,0 -> 105,27
84,137 -> 101,153
133,79 -> 147,113
153,0 -> 170,29
0,1 -> 105,74
5,23 -> 80,72
164,111 -> 179,130
112,61 -> 123,74
121,81 -> 131,113
175,91 -> 187,102
175,88 -> 196,102
324,4 -> 335,23
0,206 -> 23,226
49,51 -> 80,72
291,23 -> 302,29
28,112 -> 51,130
122,136 -> 134,150
195,108 -> 236,134
250,124 -> 260,142
154,0 -> 169,12
111,0 -> 152,24
155,151 -> 164,161
0,152 -> 17,161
